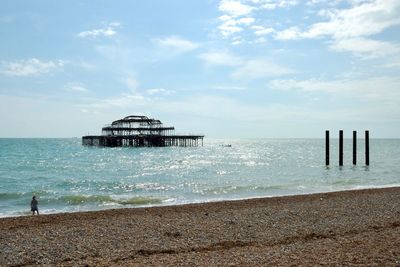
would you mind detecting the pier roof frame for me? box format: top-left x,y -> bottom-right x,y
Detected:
111,115 -> 163,126
102,126 -> 175,131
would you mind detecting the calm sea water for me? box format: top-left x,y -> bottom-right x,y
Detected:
0,138 -> 399,217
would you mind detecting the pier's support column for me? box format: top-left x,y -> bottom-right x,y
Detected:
365,130 -> 369,166
325,130 -> 329,166
353,131 -> 357,165
339,130 -> 343,166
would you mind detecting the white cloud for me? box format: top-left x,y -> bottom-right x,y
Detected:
231,38 -> 244,45
237,17 -> 255,25
251,25 -> 263,30
65,83 -> 90,93
273,0 -> 400,58
330,37 -> 400,58
199,51 -> 292,80
218,19 -> 244,37
78,22 -> 120,38
123,76 -> 139,92
199,51 -> 243,66
232,59 -> 293,80
269,78 -> 348,93
303,0 -> 400,40
154,36 -> 199,55
261,3 -> 277,9
253,37 -> 268,43
146,88 -> 175,95
306,0 -> 343,6
219,0 -> 254,17
383,56 -> 400,68
277,0 -> 400,39
217,16 -> 255,37
260,0 -> 299,10
278,0 -> 400,39
0,58 -> 66,76
217,1 -> 255,38
219,15 -> 233,21
213,85 -> 247,90
216,0 -> 298,41
268,76 -> 400,103
251,25 -> 275,36
85,93 -> 146,110
274,26 -> 302,40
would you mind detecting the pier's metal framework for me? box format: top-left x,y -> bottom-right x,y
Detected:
82,115 -> 204,147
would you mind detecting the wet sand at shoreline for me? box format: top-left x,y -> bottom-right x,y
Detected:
1,187 -> 399,266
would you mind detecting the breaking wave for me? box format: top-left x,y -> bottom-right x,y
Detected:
58,195 -> 163,206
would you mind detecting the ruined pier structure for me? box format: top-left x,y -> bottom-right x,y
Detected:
82,115 -> 204,147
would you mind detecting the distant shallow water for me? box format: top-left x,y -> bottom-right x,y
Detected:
0,138 -> 399,217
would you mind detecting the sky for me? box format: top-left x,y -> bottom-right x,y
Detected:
0,0 -> 400,138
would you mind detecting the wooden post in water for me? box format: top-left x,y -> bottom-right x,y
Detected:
325,130 -> 329,166
339,130 -> 343,166
353,131 -> 357,165
365,130 -> 369,166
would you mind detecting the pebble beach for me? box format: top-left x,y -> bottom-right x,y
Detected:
1,187 -> 399,266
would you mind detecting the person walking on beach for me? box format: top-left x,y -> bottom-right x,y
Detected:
31,196 -> 39,215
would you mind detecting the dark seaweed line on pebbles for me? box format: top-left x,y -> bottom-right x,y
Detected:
109,221 -> 400,264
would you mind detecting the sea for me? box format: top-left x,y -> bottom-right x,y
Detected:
0,138 -> 399,217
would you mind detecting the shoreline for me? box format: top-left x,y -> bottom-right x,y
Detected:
1,187 -> 399,266
3,185 -> 400,219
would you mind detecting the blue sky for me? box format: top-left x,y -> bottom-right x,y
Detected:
1,0 -> 399,138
